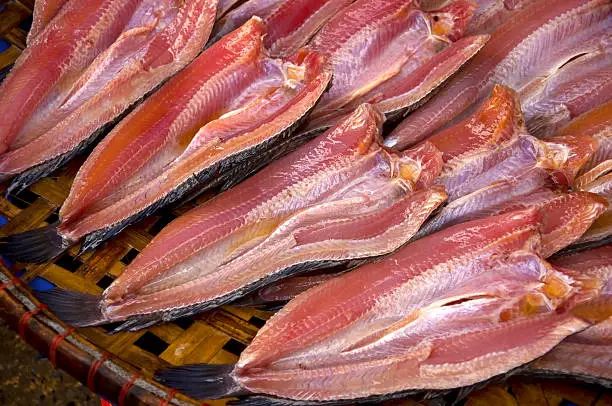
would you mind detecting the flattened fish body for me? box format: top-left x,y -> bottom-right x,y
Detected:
211,0 -> 352,57
67,104 -> 445,329
55,18 -> 331,250
229,210 -> 593,401
386,0 -> 608,149
0,0 -> 218,189
491,3 -> 612,138
302,0 -> 483,134
414,86 -> 604,248
570,101 -> 612,177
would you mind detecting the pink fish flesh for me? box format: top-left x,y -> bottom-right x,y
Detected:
385,0 -> 610,149
0,0 -> 218,193
27,0 -> 69,44
156,209 -> 608,402
210,0 -> 353,57
301,0 -> 483,132
35,104 -> 447,331
0,18 -> 332,263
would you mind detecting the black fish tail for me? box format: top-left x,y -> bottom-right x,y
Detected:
155,363 -> 245,399
0,225 -> 71,263
34,288 -> 106,327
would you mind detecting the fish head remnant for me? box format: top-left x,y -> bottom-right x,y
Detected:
386,0 -> 609,149
535,134 -> 598,187
429,0 -> 477,42
393,141 -> 444,189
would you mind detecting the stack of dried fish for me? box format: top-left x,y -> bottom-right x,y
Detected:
0,0 -> 610,403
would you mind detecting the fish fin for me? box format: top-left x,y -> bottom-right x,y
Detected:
0,225 -> 70,263
34,288 -> 106,327
0,63 -> 12,84
155,363 -> 245,399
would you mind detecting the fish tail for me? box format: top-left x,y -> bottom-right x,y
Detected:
155,363 -> 245,399
0,225 -> 71,263
34,288 -> 106,327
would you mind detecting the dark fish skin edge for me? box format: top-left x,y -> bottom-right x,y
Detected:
556,235 -> 612,257
0,63 -> 13,85
80,90 -> 325,253
155,362 -> 527,406
6,79 -> 168,196
117,259 -> 342,333
524,370 -> 612,389
32,260 -> 342,332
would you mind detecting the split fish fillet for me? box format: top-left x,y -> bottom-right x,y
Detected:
211,0 -> 353,57
236,85 -> 606,308
0,18 -> 332,262
0,0 -> 218,193
416,86 -> 604,242
300,0 -> 488,135
386,0 -> 611,149
571,101 -> 612,178
530,244 -> 612,385
156,209 -> 609,403
35,104 -> 447,332
28,0 -> 69,44
571,102 -> 612,245
234,189 -> 608,307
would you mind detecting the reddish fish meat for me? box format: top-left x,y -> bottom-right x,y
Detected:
570,102 -> 612,245
300,0 -> 488,135
530,244 -> 612,384
0,0 -> 218,192
156,209 -> 606,402
386,0 -> 610,149
35,104 -> 447,331
28,0 -> 69,43
0,18 -> 332,262
413,85 -> 604,253
211,0 -> 353,57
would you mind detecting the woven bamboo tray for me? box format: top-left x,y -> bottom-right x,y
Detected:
0,2 -> 611,405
